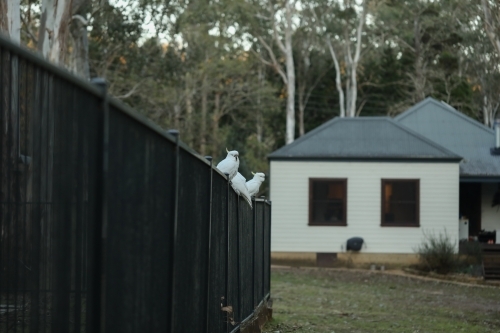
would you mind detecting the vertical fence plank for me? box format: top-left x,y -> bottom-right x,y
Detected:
205,156 -> 213,333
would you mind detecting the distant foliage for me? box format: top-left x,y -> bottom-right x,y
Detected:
415,230 -> 458,274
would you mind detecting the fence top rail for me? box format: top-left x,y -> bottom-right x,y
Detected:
0,35 -> 103,97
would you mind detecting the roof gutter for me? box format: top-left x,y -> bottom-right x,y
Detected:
268,156 -> 463,163
460,176 -> 500,183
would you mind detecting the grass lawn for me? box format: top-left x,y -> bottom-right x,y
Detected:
263,267 -> 500,333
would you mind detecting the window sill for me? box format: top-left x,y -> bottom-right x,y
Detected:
309,223 -> 347,227
380,223 -> 420,228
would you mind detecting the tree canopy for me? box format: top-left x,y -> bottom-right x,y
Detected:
2,0 -> 500,191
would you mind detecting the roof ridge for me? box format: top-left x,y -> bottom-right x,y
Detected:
386,118 -> 462,158
268,116 -> 463,160
395,97 -> 494,135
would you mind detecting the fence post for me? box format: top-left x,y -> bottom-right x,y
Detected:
204,156 -> 213,333
261,196 -> 266,300
267,200 -> 272,298
89,77 -> 109,333
252,196 -> 256,308
236,196 -> 241,323
224,172 -> 230,333
167,129 -> 180,332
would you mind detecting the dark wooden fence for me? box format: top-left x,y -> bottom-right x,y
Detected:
0,36 -> 271,333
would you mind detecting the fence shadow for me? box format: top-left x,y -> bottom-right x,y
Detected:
0,36 -> 271,333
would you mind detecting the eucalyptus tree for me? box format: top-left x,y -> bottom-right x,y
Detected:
294,9 -> 333,135
310,0 -> 369,118
459,0 -> 500,126
0,0 -> 20,43
245,0 -> 298,144
481,0 -> 500,57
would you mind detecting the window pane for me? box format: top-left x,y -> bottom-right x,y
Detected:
383,180 -> 418,225
311,180 -> 345,225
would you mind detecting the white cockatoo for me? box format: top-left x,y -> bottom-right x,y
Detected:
231,172 -> 252,208
246,172 -> 265,197
216,148 -> 239,180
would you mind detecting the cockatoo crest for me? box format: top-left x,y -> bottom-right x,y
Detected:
216,148 -> 239,180
246,172 -> 265,197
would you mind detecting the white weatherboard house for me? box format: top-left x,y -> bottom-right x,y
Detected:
269,98 -> 500,266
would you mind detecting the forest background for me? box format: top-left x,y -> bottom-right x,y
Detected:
2,0 -> 500,193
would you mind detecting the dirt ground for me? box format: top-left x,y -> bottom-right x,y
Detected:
263,267 -> 500,333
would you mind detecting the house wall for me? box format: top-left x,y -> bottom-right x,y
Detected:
270,161 -> 459,254
481,183 -> 500,232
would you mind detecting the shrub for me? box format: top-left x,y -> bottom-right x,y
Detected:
415,230 -> 458,274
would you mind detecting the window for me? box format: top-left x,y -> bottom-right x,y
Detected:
381,179 -> 419,227
309,179 -> 347,226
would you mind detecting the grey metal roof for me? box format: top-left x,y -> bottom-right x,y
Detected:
395,97 -> 500,177
268,117 -> 461,161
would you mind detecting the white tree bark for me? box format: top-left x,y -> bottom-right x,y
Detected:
320,0 -> 366,118
284,0 -> 295,144
327,38 -> 345,117
39,0 -> 72,64
348,0 -> 367,117
257,0 -> 296,144
482,0 -> 500,57
483,95 -> 491,127
0,0 -> 21,43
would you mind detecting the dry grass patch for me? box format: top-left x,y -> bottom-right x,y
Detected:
263,267 -> 500,333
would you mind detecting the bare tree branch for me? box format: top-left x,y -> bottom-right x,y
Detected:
116,80 -> 145,99
257,36 -> 288,85
20,12 -> 38,44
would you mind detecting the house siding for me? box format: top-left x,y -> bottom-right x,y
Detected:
270,161 -> 459,254
481,183 -> 500,232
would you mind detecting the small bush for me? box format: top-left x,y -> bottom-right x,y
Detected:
415,230 -> 458,274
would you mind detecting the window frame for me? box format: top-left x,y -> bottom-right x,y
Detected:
380,179 -> 420,227
308,178 -> 348,227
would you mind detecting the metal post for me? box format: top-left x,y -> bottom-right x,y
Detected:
267,200 -> 272,298
261,196 -> 266,300
224,172 -> 230,333
90,77 -> 109,333
236,196 -> 241,323
168,129 -> 180,332
252,197 -> 256,307
205,156 -> 213,333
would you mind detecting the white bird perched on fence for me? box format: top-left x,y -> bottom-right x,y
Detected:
216,148 -> 239,180
231,172 -> 252,208
246,172 -> 265,197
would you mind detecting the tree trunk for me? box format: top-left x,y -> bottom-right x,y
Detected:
413,16 -> 426,102
298,84 -> 305,136
483,95 -> 492,127
200,75 -> 207,155
69,21 -> 90,79
174,104 -> 180,130
482,0 -> 500,57
256,66 -> 263,142
327,39 -> 345,117
69,0 -> 90,78
284,0 -> 295,144
0,0 -> 21,43
212,92 -> 221,158
184,74 -> 193,143
39,0 -> 73,64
